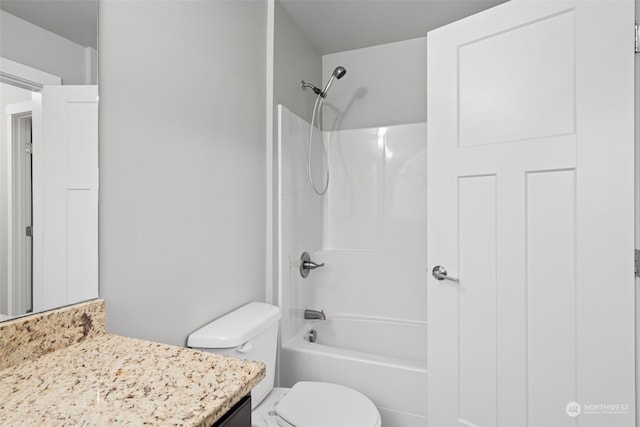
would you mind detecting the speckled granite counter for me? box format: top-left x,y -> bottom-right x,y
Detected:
0,300 -> 107,370
0,300 -> 265,426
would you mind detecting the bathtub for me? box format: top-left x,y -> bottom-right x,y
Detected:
280,315 -> 427,427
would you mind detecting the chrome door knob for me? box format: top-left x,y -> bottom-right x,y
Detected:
432,265 -> 459,283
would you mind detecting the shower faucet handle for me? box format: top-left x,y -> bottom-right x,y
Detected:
300,252 -> 325,278
304,260 -> 325,269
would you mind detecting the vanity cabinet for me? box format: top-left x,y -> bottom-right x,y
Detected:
211,395 -> 251,427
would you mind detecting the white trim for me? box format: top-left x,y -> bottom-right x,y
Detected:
5,110 -> 14,316
276,105 -> 284,314
5,102 -> 33,316
30,92 -> 43,314
634,1 -> 640,423
5,102 -> 32,116
83,47 -> 97,85
84,47 -> 93,85
0,57 -> 61,91
1,61 -> 60,318
266,0 -> 275,305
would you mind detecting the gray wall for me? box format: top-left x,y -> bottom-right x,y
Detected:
322,37 -> 428,130
274,1 -> 322,125
0,10 -> 96,85
99,0 -> 267,346
270,1 -> 322,302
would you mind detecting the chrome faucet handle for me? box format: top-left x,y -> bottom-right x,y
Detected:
300,252 -> 325,278
303,260 -> 325,270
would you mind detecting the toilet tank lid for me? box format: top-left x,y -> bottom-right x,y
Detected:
187,302 -> 281,349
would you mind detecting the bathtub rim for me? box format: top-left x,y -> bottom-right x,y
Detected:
282,314 -> 428,374
311,312 -> 427,326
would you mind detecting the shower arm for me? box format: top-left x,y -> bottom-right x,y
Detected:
301,81 -> 323,97
301,66 -> 346,100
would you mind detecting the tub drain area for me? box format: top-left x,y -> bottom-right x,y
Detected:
304,329 -> 317,343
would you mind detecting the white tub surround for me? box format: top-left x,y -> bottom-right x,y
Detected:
278,105 -> 428,426
278,105 -> 428,337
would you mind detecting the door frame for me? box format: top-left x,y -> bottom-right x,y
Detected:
5,103 -> 32,316
1,58 -> 60,317
634,0 -> 639,423
0,57 -> 61,92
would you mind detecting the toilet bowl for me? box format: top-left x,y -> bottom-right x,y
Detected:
187,302 -> 381,427
252,383 -> 381,427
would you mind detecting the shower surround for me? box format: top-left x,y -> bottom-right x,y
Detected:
277,105 -> 427,426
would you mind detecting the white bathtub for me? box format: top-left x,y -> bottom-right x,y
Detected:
280,315 -> 427,427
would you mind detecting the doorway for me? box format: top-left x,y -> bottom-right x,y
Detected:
10,110 -> 33,317
1,82 -> 34,320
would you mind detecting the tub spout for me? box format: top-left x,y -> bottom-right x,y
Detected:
304,309 -> 326,321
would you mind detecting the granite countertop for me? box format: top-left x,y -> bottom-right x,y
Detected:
0,301 -> 265,426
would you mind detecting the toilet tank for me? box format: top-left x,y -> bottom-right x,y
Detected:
187,302 -> 281,408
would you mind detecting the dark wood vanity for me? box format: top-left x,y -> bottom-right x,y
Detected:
212,395 -> 252,427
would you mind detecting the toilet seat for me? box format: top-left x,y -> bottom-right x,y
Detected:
274,382 -> 381,427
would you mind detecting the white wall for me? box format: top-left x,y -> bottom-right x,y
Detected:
322,37 -> 428,130
99,0 -> 267,347
0,11 -> 96,85
0,83 -> 32,315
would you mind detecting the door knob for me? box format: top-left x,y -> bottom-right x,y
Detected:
432,265 -> 459,283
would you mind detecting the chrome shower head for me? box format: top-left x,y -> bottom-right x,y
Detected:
321,65 -> 347,98
333,66 -> 346,80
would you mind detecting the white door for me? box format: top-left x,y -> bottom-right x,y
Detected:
427,1 -> 635,427
32,86 -> 98,312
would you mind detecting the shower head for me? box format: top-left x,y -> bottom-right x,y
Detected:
321,65 -> 347,98
333,66 -> 347,80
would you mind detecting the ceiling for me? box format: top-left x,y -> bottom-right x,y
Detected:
279,0 -> 508,54
0,0 -> 508,55
0,0 -> 97,49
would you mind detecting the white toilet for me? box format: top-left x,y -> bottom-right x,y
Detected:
187,302 -> 381,427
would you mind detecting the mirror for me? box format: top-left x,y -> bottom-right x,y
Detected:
0,0 -> 98,321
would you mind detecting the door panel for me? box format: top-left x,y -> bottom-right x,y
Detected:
427,1 -> 635,426
32,86 -> 98,312
458,175 -> 497,427
526,170 -> 576,427
459,9 -> 576,147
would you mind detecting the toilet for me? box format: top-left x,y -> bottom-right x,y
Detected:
187,302 -> 381,427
